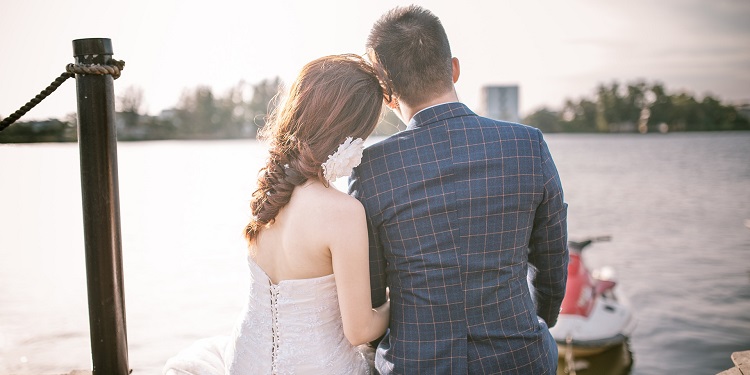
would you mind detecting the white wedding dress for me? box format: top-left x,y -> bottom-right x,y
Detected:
163,257 -> 373,375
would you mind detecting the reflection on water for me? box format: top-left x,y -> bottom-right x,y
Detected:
557,341 -> 633,375
1,132 -> 749,374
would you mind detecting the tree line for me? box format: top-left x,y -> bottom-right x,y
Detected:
523,80 -> 749,133
1,79 -> 747,143
0,78 -> 280,143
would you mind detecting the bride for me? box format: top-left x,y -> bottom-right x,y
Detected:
164,54 -> 390,374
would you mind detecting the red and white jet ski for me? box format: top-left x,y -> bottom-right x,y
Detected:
549,236 -> 637,357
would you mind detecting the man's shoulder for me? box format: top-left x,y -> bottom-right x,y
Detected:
361,116 -> 543,158
471,115 -> 541,133
422,102 -> 541,136
447,114 -> 544,145
361,134 -> 398,159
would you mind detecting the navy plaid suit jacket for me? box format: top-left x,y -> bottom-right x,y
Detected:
349,103 -> 568,374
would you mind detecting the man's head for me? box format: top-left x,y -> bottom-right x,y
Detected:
367,5 -> 455,108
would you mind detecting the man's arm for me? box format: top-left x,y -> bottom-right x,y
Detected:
348,168 -> 388,309
528,132 -> 569,328
349,168 -> 389,347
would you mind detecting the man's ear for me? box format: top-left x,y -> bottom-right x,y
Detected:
452,57 -> 460,83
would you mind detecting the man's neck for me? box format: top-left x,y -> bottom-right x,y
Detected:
398,89 -> 459,124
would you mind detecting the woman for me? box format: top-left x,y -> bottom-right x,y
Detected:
164,54 -> 390,374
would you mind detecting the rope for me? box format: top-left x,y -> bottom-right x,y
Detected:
0,60 -> 125,132
0,72 -> 73,132
66,60 -> 125,80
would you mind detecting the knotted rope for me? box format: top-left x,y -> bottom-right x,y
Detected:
66,60 -> 125,80
0,60 -> 125,132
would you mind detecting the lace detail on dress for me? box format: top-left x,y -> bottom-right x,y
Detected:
223,258 -> 371,375
270,283 -> 281,375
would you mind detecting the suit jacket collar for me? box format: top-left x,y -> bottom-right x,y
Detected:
407,102 -> 475,130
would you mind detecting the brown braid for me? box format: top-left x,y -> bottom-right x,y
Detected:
244,54 -> 386,243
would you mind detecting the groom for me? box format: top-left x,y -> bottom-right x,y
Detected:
349,5 -> 568,374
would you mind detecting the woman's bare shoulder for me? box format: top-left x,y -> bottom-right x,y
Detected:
294,183 -> 364,223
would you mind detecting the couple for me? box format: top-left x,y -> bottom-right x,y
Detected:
165,5 -> 568,374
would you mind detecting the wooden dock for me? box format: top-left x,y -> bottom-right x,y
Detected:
20,349 -> 750,375
718,350 -> 750,375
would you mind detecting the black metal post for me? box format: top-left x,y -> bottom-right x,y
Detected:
73,38 -> 129,375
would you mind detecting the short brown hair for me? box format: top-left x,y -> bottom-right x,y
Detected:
367,5 -> 453,107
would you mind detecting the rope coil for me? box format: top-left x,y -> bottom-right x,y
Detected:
66,60 -> 125,80
0,60 -> 125,132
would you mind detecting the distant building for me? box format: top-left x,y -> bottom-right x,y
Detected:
480,85 -> 520,123
159,108 -> 178,120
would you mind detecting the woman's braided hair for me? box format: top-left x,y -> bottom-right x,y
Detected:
244,54 -> 386,243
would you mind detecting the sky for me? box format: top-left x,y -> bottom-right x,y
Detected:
1,0 -> 748,121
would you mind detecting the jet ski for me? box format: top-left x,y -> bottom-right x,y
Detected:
549,236 -> 637,357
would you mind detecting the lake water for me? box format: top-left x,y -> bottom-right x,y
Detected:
1,132 -> 748,374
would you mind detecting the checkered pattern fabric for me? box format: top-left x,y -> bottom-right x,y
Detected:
349,103 -> 568,374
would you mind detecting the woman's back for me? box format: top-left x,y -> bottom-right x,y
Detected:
251,182 -> 346,282
224,257 -> 371,374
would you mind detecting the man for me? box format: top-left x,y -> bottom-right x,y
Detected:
348,5 -> 568,374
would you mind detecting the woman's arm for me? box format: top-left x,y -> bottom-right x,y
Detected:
329,195 -> 390,346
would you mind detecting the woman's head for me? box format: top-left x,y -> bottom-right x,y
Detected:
245,54 -> 384,243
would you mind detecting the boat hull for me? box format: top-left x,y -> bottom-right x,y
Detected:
555,333 -> 629,357
550,291 -> 636,358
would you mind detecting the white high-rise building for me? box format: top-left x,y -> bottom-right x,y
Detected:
480,85 -> 520,123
